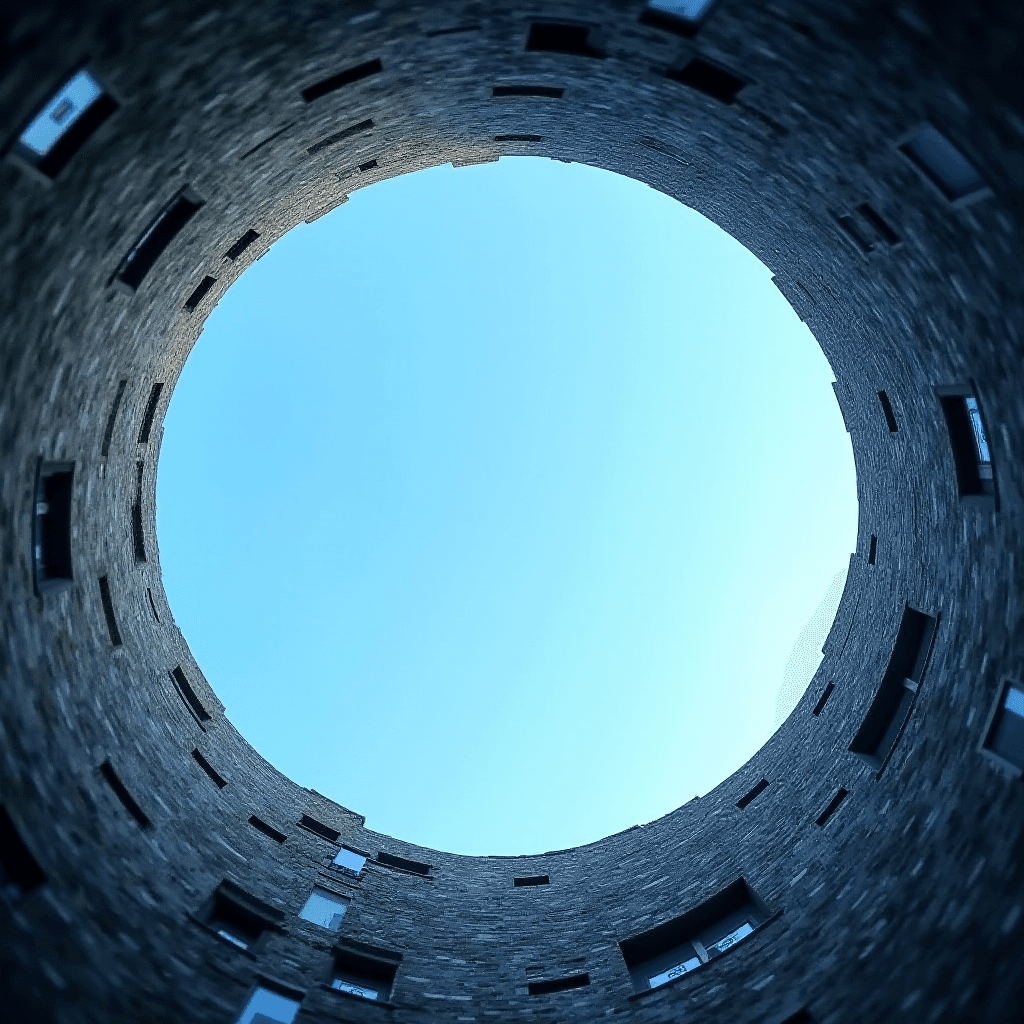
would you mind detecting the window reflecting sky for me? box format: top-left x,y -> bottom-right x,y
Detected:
159,158 -> 857,855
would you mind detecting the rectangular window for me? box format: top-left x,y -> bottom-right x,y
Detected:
33,461 -> 75,594
234,984 -> 301,1024
299,814 -> 340,842
492,85 -> 565,98
206,880 -> 285,952
938,386 -> 996,506
224,229 -> 260,261
526,23 -> 605,58
877,390 -> 899,432
815,787 -> 849,827
330,940 -> 401,1002
980,681 -> 1024,776
528,973 -> 590,995
334,847 -> 367,874
0,805 -> 47,895
514,874 -> 550,887
301,59 -> 383,103
376,851 -> 431,875
99,760 -> 151,829
307,118 -> 375,156
191,748 -> 227,788
100,379 -> 127,456
98,575 -> 122,647
14,67 -> 117,178
736,779 -> 769,809
641,0 -> 717,36
899,124 -> 988,203
618,878 -> 771,993
170,666 -> 212,727
249,815 -> 287,843
868,535 -> 877,565
812,682 -> 835,717
114,190 -> 204,291
848,606 -> 937,772
666,57 -> 746,104
299,886 -> 348,930
184,275 -> 216,312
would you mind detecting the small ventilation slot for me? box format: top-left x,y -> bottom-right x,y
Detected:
736,779 -> 769,809
170,666 -> 212,727
224,229 -> 260,261
868,535 -> 877,565
299,814 -> 341,842
249,815 -> 287,843
514,875 -> 550,887
99,761 -> 151,828
184,276 -> 216,312
147,587 -> 160,621
359,159 -> 378,172
526,23 -> 605,58
528,973 -> 590,995
100,379 -> 127,456
33,461 -> 75,594
191,748 -> 227,788
0,806 -> 47,894
98,576 -> 122,647
302,59 -> 383,102
812,682 -> 835,717
114,190 -> 204,291
307,118 -> 374,156
877,390 -> 899,433
132,461 -> 146,562
494,134 -> 544,142
815,788 -> 849,827
377,851 -> 431,875
425,24 -> 481,37
137,383 -> 164,444
493,85 -> 565,98
666,57 -> 746,104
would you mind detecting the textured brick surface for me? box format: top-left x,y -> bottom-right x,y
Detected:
0,2 -> 1022,1022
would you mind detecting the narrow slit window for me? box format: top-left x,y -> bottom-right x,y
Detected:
938,387 -> 995,504
868,535 -> 877,565
114,190 -> 204,291
299,814 -> 340,842
877,390 -> 899,432
835,213 -> 874,254
330,941 -> 401,1002
100,379 -> 127,456
170,666 -> 212,726
528,973 -> 590,995
191,748 -> 227,788
358,159 -> 377,172
376,850 -> 431,875
666,57 -> 746,104
618,878 -> 771,993
857,203 -> 900,246
206,880 -> 284,952
234,986 -> 301,1024
334,847 -> 367,874
138,383 -> 164,444
302,58 -> 383,103
780,1011 -> 814,1024
641,0 -> 717,36
514,874 -> 550,887
14,67 -> 118,178
736,779 -> 769,809
849,606 -> 937,772
526,23 -> 605,58
815,787 -> 849,827
307,118 -> 374,156
99,761 -> 151,828
184,276 -> 216,312
33,461 -> 75,594
224,229 -> 260,261
299,886 -> 348,930
980,681 -> 1024,775
98,575 -> 122,647
0,806 -> 47,895
249,815 -> 287,843
812,682 -> 835,717
494,134 -> 545,143
147,587 -> 160,622
899,125 -> 988,203
492,85 -> 565,98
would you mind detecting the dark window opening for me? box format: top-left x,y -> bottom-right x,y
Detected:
640,0 -> 717,37
14,67 -> 118,179
868,535 -> 877,565
147,587 -> 160,622
812,682 -> 835,717
376,850 -> 431,875
666,57 -> 746,104
204,880 -> 284,951
132,461 -> 146,563
302,59 -> 383,103
249,815 -> 287,843
736,779 -> 769,809
619,878 -> 771,993
494,134 -> 544,142
815,787 -> 849,827
899,125 -> 988,203
849,606 -> 937,772
780,1010 -> 814,1024
307,118 -> 375,156
98,575 -> 122,647
100,379 -> 127,456
0,806 -> 47,895
835,213 -> 874,254
938,388 -> 995,504
299,814 -> 340,842
99,760 -> 151,828
425,24 -> 481,37
137,383 -> 164,444
114,190 -> 204,291
493,85 -> 565,98
528,973 -> 590,995
33,461 -> 75,594
526,23 -> 605,58
358,159 -> 378,172
192,748 -> 227,788
224,229 -> 260,261
514,874 -> 550,887
980,681 -> 1024,775
857,203 -> 900,246
330,940 -> 402,1002
184,275 -> 217,311
877,390 -> 899,433
170,666 -> 212,727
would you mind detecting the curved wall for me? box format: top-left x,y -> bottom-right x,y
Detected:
0,2 -> 1021,1022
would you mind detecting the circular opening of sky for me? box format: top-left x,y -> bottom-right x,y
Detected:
158,157 -> 857,856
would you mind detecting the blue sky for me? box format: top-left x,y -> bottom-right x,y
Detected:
158,157 -> 857,856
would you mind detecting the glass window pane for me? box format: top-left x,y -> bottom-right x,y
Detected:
649,955 -> 701,988
20,70 -> 103,156
333,848 -> 366,874
902,125 -> 985,200
332,979 -> 378,1000
235,986 -> 300,1024
299,888 -> 347,930
217,928 -> 249,949
707,920 -> 754,955
1004,686 -> 1024,719
648,0 -> 715,18
965,398 -> 991,462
